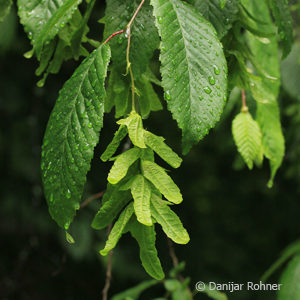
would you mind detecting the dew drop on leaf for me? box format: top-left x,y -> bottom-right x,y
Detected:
213,65 -> 220,75
66,189 -> 71,199
208,76 -> 215,85
165,90 -> 171,100
204,87 -> 212,94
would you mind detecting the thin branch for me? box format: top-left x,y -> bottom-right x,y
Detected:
103,29 -> 125,44
102,224 -> 113,300
80,191 -> 104,209
126,0 -> 146,29
241,90 -> 248,112
167,238 -> 185,283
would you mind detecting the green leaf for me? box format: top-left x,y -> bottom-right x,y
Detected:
136,76 -> 163,118
245,0 -> 285,187
281,42 -> 300,101
100,202 -> 134,256
151,0 -> 227,154
269,0 -> 293,58
131,175 -> 152,226
150,194 -> 189,244
104,0 -> 159,77
0,0 -> 12,23
105,68 -> 130,117
108,147 -> 141,184
129,219 -> 165,280
257,103 -> 285,187
91,184 -> 132,230
18,0 -> 82,58
188,0 -> 239,39
278,254 -> 300,300
101,125 -> 128,162
70,0 -> 95,59
261,240 -> 300,282
232,111 -> 262,170
41,44 -> 111,229
144,131 -> 182,168
141,160 -> 182,204
117,111 -> 146,148
111,280 -> 159,300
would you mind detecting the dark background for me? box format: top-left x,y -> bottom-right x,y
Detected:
1,3 -> 300,300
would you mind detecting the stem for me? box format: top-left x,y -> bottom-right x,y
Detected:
125,0 -> 146,112
241,90 -> 248,112
80,191 -> 104,208
103,29 -> 125,44
127,0 -> 146,29
102,224 -> 113,300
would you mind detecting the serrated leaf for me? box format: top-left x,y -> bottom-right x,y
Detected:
151,194 -> 189,244
269,0 -> 293,58
245,0 -> 285,186
117,112 -> 146,148
141,160 -> 182,204
144,131 -> 182,168
41,44 -> 111,229
18,0 -> 82,58
151,0 -> 227,154
131,175 -> 152,226
101,125 -> 128,162
91,184 -> 132,230
129,219 -> 165,280
108,147 -> 141,184
278,254 -> 300,300
100,202 -> 134,256
0,0 -> 12,23
187,0 -> 239,39
104,0 -> 159,78
111,280 -> 159,300
232,111 -> 262,170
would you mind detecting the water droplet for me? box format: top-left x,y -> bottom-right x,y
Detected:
213,65 -> 220,75
125,27 -> 130,38
60,22 -> 65,28
64,222 -> 70,230
204,86 -> 212,94
165,90 -> 171,100
49,193 -> 54,203
28,32 -> 33,40
88,123 -> 93,128
158,16 -> 163,24
208,76 -> 215,85
66,189 -> 71,199
199,95 -> 204,101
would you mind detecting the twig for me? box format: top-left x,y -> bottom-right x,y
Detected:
241,90 -> 248,112
80,191 -> 104,209
102,224 -> 113,300
103,29 -> 125,44
167,238 -> 185,283
125,0 -> 146,111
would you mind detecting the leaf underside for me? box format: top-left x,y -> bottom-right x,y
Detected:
151,0 -> 227,154
41,44 -> 111,229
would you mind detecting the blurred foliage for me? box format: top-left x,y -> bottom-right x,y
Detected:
1,2 -> 300,300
